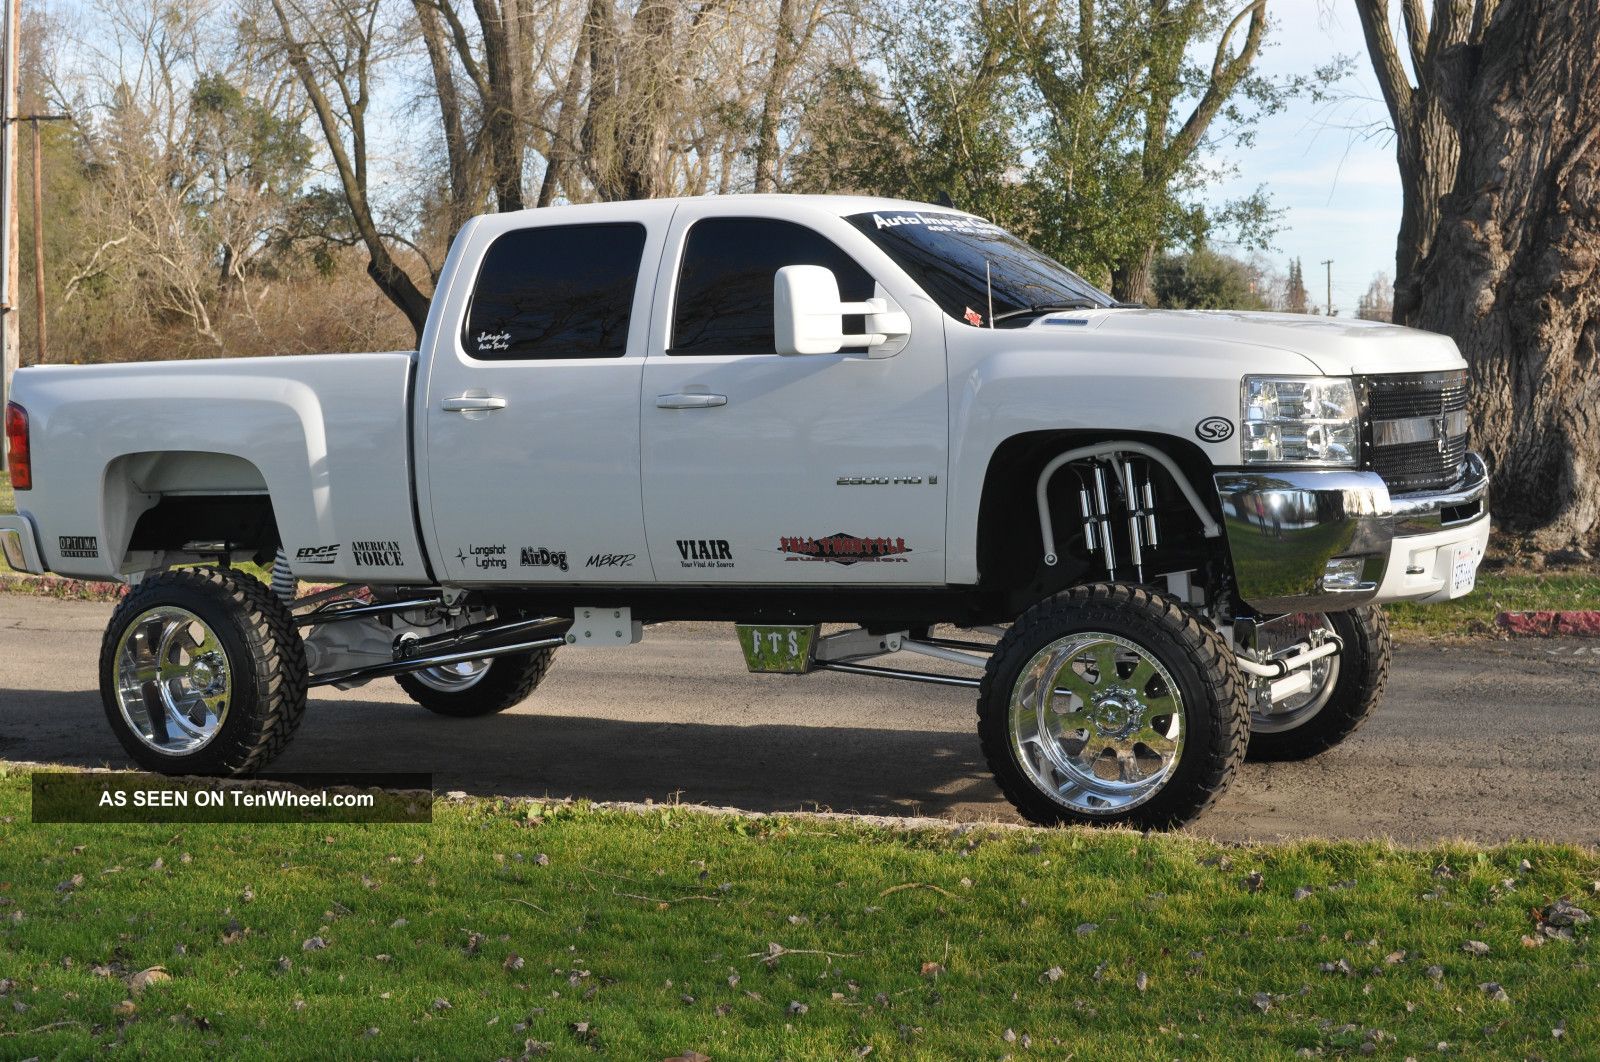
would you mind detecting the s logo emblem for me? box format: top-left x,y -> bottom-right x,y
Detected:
1195,416 -> 1234,442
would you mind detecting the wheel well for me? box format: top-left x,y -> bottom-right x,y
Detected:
106,451 -> 282,567
974,430 -> 1224,602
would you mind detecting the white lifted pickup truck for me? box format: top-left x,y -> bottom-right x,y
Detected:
1,194 -> 1490,829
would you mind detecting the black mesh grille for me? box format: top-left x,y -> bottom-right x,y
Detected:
1363,371 -> 1470,493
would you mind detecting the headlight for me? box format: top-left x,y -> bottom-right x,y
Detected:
1241,376 -> 1359,465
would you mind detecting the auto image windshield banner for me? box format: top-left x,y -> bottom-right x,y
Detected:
30,772 -> 434,824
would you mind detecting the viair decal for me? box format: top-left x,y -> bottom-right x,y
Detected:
780,533 -> 911,565
676,539 -> 734,570
351,540 -> 404,567
58,536 -> 99,559
296,544 -> 339,565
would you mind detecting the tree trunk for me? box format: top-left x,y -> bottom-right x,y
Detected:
1111,243 -> 1156,305
415,0 -> 477,234
1409,0 -> 1600,548
752,0 -> 796,193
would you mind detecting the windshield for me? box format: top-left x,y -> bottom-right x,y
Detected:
846,210 -> 1114,326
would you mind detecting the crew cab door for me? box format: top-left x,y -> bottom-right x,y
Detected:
640,207 -> 948,584
419,208 -> 664,583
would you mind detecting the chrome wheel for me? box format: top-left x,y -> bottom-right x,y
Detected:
1250,612 -> 1340,735
113,606 -> 232,755
409,658 -> 492,693
1008,632 -> 1184,815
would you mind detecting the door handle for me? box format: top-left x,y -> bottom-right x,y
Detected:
655,393 -> 728,409
441,395 -> 508,413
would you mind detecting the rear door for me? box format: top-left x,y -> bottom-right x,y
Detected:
639,206 -> 949,584
419,207 -> 665,584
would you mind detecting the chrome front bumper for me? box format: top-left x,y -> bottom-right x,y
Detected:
0,512 -> 46,574
1214,452 -> 1490,613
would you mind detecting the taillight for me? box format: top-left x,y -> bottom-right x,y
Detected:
5,402 -> 30,491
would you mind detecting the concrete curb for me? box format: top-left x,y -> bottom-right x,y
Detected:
1496,610 -> 1600,637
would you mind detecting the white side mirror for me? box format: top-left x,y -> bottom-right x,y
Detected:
774,265 -> 911,356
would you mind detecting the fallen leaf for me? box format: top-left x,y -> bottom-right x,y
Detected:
663,1052 -> 711,1062
787,1001 -> 809,1015
1293,887 -> 1314,901
1479,982 -> 1510,1003
1135,971 -> 1149,992
303,936 -> 328,951
1462,940 -> 1490,956
1252,992 -> 1272,1013
1542,898 -> 1591,927
113,999 -> 137,1018
128,967 -> 171,994
432,998 -> 452,1011
1042,966 -> 1064,983
1075,922 -> 1098,936
57,874 -> 85,893
920,961 -> 944,978
1243,871 -> 1265,893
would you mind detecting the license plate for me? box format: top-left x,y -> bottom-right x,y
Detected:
736,624 -> 819,674
1451,543 -> 1479,596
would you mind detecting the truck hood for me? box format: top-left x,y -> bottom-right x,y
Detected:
1029,308 -> 1465,376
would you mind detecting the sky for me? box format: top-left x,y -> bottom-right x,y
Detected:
1199,0 -> 1404,313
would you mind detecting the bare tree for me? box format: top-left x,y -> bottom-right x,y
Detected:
1356,0 -> 1600,547
266,0 -> 432,337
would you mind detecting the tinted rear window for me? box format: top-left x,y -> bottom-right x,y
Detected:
464,222 -> 647,360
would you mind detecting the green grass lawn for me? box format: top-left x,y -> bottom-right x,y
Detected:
0,768 -> 1594,1060
1385,565 -> 1600,638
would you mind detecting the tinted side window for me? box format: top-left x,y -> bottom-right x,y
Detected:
671,218 -> 874,355
464,222 -> 647,360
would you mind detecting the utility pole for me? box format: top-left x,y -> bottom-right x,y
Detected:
25,114 -> 66,364
0,0 -> 16,465
1320,258 -> 1334,317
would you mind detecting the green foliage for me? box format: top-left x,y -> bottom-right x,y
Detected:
0,770 -> 1595,1058
1152,246 -> 1270,309
791,0 -> 1336,295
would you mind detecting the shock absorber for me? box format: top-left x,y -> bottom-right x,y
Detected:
270,548 -> 296,605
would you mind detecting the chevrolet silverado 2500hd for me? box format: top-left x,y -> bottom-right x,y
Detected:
0,194 -> 1491,828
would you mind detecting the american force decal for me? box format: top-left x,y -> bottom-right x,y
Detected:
780,533 -> 911,565
351,540 -> 404,567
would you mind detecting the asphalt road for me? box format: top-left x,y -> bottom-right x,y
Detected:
3,596 -> 1598,844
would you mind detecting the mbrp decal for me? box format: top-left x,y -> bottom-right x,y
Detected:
58,536 -> 99,559
351,540 -> 404,567
585,553 -> 636,569
677,539 -> 734,570
520,547 -> 569,572
296,544 -> 339,565
780,533 -> 911,565
1195,416 -> 1235,443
